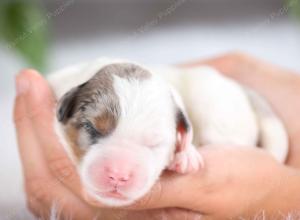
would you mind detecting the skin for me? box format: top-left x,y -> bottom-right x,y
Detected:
14,52 -> 300,220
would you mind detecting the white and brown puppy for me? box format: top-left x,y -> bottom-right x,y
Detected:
47,58 -> 288,207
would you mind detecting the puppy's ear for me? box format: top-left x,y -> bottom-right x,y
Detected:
170,88 -> 194,152
175,109 -> 193,152
169,88 -> 203,173
57,83 -> 86,123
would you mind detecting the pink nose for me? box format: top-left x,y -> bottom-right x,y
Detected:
106,168 -> 131,187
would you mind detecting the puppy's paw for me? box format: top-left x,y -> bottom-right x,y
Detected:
168,145 -> 204,174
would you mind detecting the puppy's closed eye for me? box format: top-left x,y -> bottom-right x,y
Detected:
79,121 -> 103,143
81,121 -> 100,135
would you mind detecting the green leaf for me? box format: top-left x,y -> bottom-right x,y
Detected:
286,0 -> 300,18
0,0 -> 49,72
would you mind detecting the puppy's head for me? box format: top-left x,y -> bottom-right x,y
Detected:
56,63 -> 192,206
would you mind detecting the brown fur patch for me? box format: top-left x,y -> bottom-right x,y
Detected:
65,124 -> 86,161
94,111 -> 118,136
59,63 -> 152,162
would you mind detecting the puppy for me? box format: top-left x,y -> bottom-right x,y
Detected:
47,58 -> 288,206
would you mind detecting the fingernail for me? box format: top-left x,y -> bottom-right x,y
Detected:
16,74 -> 29,96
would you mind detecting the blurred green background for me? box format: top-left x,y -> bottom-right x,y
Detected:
0,0 -> 299,73
0,0 -> 48,72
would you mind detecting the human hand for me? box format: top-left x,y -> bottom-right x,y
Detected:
14,53 -> 300,219
14,70 -> 100,219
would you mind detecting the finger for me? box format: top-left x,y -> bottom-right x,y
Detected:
14,74 -> 61,218
14,71 -> 78,217
14,71 -> 51,181
14,71 -> 98,219
21,70 -> 83,196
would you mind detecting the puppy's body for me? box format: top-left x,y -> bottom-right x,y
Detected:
153,65 -> 288,161
155,66 -> 258,145
48,58 -> 288,206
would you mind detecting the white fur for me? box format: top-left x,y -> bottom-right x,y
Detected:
152,65 -> 288,160
80,73 -> 177,206
154,66 -> 259,147
47,57 -> 288,208
245,88 -> 288,162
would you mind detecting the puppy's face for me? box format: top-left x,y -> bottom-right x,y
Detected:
57,63 -> 190,206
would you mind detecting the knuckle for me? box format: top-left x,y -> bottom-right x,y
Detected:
48,155 -> 77,183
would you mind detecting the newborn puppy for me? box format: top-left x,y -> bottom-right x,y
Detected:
48,58 -> 288,206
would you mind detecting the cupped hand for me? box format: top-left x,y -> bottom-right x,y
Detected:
14,52 -> 300,219
13,69 -> 203,220
14,70 -> 100,219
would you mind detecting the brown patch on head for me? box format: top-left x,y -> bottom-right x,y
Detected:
64,123 -> 86,161
57,62 -> 151,162
57,63 -> 151,124
94,111 -> 118,137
